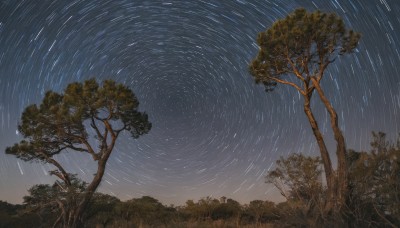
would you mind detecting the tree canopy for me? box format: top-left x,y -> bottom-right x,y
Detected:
249,8 -> 360,92
5,78 -> 151,227
6,79 -> 151,163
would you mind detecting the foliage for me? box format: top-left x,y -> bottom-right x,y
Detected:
5,79 -> 151,227
266,153 -> 324,202
83,193 -> 121,228
6,79 -> 151,163
244,200 -> 278,225
347,132 -> 400,227
249,8 -> 360,92
266,154 -> 325,226
120,196 -> 176,227
263,133 -> 400,227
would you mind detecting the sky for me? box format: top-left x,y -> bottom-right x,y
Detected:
0,0 -> 399,206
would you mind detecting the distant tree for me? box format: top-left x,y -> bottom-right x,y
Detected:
120,196 -> 173,227
83,193 -> 120,228
245,200 -> 277,226
266,154 -> 324,226
212,198 -> 242,225
266,153 -> 324,202
6,79 -> 151,227
197,196 -> 220,221
249,8 -> 361,221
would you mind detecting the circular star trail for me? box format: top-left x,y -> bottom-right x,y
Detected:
0,0 -> 399,205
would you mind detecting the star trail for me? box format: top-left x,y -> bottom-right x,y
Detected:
0,0 -> 399,206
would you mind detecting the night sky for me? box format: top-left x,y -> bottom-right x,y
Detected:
0,0 -> 399,206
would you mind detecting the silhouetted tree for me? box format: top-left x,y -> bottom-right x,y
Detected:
6,79 -> 151,227
249,8 -> 361,222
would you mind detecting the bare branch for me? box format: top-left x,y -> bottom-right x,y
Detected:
62,132 -> 99,160
90,116 -> 104,142
269,77 -> 306,96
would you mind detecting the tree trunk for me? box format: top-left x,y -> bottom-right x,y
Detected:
303,94 -> 336,215
69,149 -> 113,228
311,78 -> 348,215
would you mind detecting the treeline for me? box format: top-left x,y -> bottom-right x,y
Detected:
1,132 -> 399,228
0,194 -> 278,228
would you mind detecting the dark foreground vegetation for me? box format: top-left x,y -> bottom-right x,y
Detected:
1,132 -> 399,228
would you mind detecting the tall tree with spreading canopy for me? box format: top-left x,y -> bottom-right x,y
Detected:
249,8 -> 360,222
6,79 -> 151,227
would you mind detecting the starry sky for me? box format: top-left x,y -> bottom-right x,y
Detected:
0,0 -> 399,206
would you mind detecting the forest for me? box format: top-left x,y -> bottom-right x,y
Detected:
2,7 -> 400,228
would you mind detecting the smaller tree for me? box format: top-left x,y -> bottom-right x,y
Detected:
6,79 -> 151,227
211,198 -> 242,225
245,200 -> 277,225
266,153 -> 325,226
266,153 -> 323,202
121,196 -> 172,227
83,193 -> 120,228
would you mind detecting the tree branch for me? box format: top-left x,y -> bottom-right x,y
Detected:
62,132 -> 99,160
285,45 -> 306,84
90,116 -> 104,142
269,77 -> 306,95
39,151 -> 71,186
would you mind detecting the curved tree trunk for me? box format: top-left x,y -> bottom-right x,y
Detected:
303,93 -> 336,216
69,149 -> 114,228
311,78 -> 348,213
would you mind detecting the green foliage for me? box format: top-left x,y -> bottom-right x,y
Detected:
347,132 -> 400,227
19,177 -> 87,226
266,153 -> 323,201
115,196 -> 176,227
5,79 -> 152,227
249,8 -> 361,91
83,193 -> 121,227
212,198 -> 241,221
244,200 -> 278,224
6,78 -> 151,162
266,154 -> 328,226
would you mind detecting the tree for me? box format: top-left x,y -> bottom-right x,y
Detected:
211,198 -> 242,225
245,200 -> 277,226
266,154 -> 324,226
266,154 -> 323,202
22,177 -> 86,227
120,196 -> 173,227
6,79 -> 151,227
249,8 -> 361,220
83,193 -> 120,228
347,132 -> 400,227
